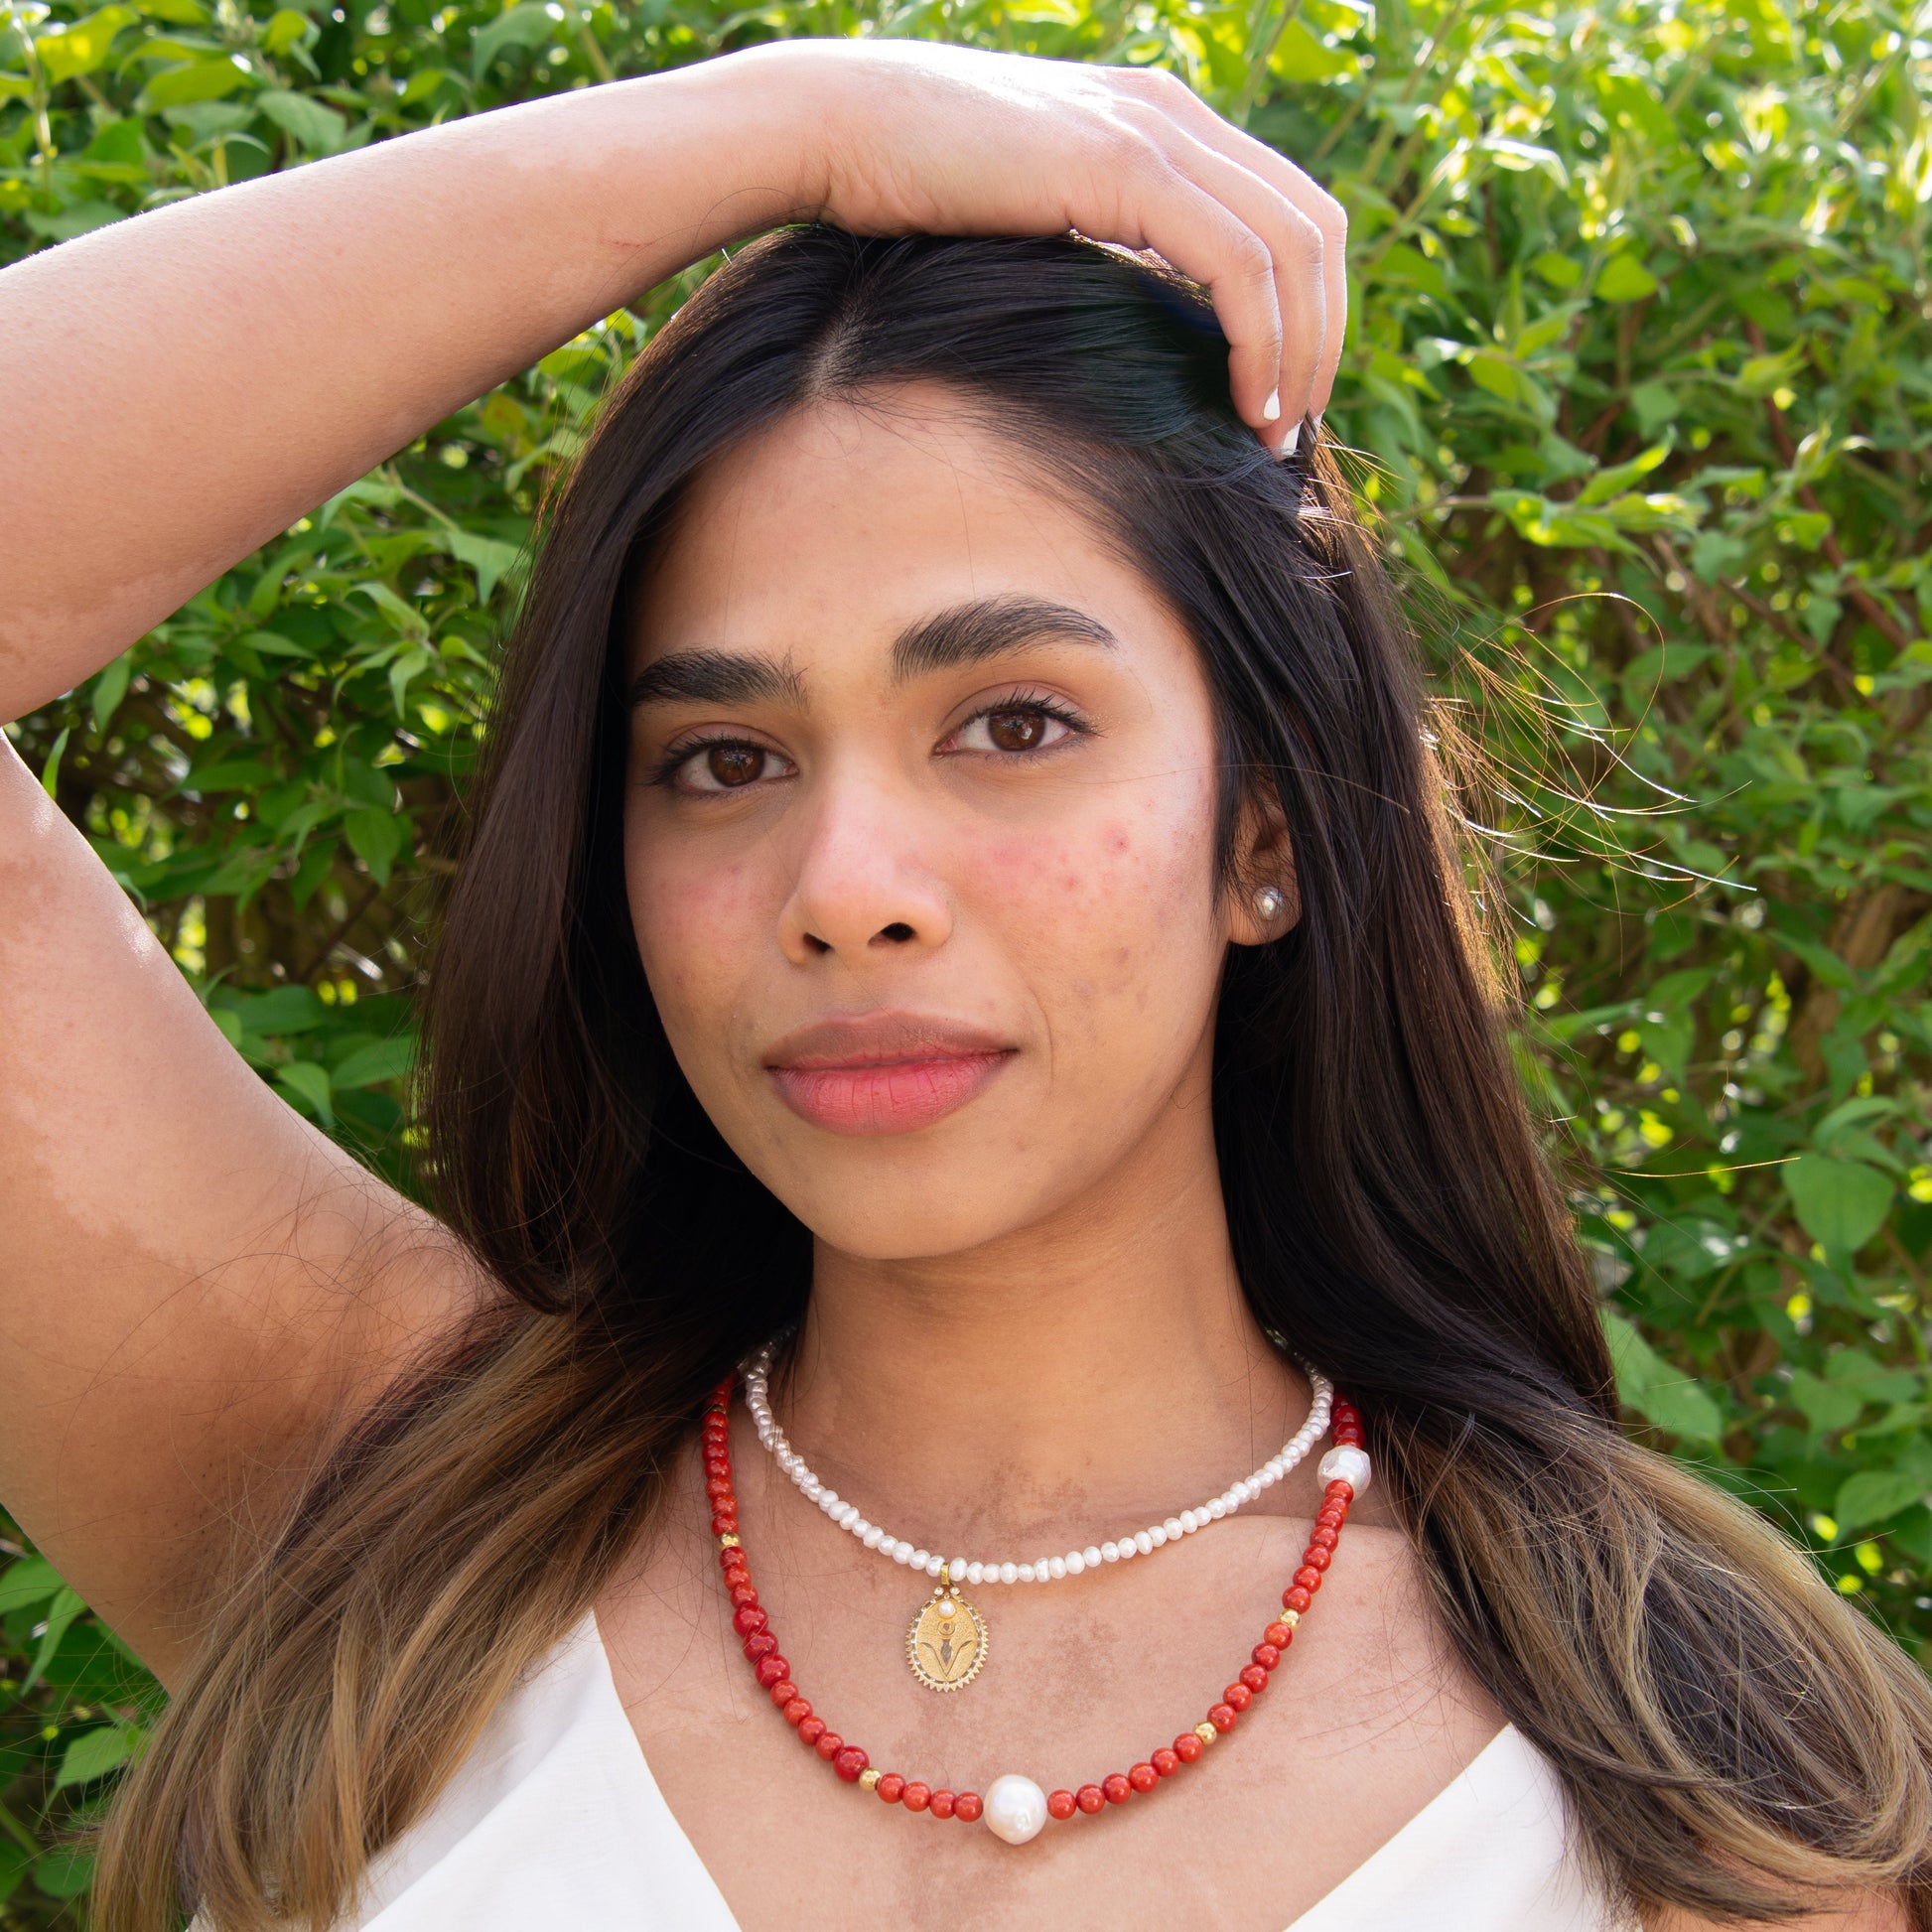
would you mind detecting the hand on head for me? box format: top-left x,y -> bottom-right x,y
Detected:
725,39 -> 1347,450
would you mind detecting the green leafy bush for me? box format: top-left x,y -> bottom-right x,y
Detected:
4,0 -> 1928,1918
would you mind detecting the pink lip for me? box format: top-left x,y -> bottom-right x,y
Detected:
764,1014 -> 1016,1138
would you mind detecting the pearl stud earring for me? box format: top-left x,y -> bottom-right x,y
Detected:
1255,887 -> 1285,922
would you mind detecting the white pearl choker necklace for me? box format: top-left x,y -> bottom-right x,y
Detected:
741,1338 -> 1335,1590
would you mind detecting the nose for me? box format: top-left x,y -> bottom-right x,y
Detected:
777,767 -> 954,965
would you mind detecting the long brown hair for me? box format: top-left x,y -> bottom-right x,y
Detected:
94,228 -> 1932,1930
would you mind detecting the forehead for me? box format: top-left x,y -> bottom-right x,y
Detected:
629,386 -> 1176,675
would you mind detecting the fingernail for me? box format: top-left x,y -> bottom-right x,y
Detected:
1262,389 -> 1281,423
1279,422 -> 1301,460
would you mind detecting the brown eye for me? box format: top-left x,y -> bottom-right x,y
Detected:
947,702 -> 1082,759
985,709 -> 1045,752
705,744 -> 764,787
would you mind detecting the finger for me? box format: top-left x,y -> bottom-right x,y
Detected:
1107,164 -> 1287,433
1206,139 -> 1346,418
1123,112 -> 1329,444
1107,69 -> 1348,420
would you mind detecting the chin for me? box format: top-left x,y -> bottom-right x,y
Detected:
776,1180 -> 1033,1263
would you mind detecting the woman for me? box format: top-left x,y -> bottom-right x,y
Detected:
1,37 -> 1926,1932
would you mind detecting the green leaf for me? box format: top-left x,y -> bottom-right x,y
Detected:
275,1059 -> 334,1126
1637,1014 -> 1693,1079
1789,1369 -> 1863,1436
1595,70 -> 1674,144
1783,934 -> 1856,990
91,650 -> 134,733
1784,1156 -> 1893,1260
332,1032 -> 416,1088
0,1840 -> 29,1908
1737,343 -> 1807,396
291,835 -> 337,909
23,199 -> 127,241
136,53 -> 248,110
1823,1347 -> 1919,1404
446,528 -> 523,602
1689,527 -> 1748,583
161,96 -> 254,139
1596,254 -> 1660,302
470,1 -> 556,76
398,63 -> 455,103
388,643 -> 434,716
1628,380 -> 1676,437
21,1587 -> 86,1694
1375,243 -> 1449,300
0,1555 -> 65,1614
1479,136 -> 1567,185
256,84 -> 344,152
1577,443 -> 1671,506
1489,488 -> 1627,551
349,578 -> 429,637
1603,1311 -> 1724,1443
344,803 -> 404,885
54,1721 -> 142,1791
36,4 -> 138,82
1468,349 -> 1526,403
228,984 -> 326,1034
30,1846 -> 96,1900
1266,17 -> 1352,81
260,6 -> 311,53
183,758 -> 275,793
1776,509 -> 1831,550
1835,1468 -> 1926,1534
39,725 -> 69,797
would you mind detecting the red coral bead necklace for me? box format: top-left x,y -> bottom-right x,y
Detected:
703,1362 -> 1370,1847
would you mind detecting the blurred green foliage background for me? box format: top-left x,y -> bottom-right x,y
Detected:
3,0 -> 1930,1917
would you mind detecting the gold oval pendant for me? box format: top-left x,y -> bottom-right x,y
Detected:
906,1573 -> 988,1693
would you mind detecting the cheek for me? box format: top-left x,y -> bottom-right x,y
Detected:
624,828 -> 762,1015
971,782 -> 1219,1023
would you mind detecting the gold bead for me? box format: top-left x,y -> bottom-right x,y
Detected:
717,1532 -> 741,1548
1194,1722 -> 1218,1746
1279,1608 -> 1301,1628
859,1768 -> 882,1792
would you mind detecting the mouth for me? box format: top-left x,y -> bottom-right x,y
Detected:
763,1014 -> 1017,1138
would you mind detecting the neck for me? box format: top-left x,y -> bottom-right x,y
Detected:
771,1064 -> 1310,1545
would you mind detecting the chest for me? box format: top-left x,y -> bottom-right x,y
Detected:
595,1465 -> 1503,1932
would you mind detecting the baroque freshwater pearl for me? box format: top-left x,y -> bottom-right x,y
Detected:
982,1773 -> 1049,1846
1317,1445 -> 1372,1495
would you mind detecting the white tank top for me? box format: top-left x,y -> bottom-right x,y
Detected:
305,1611 -> 1633,1931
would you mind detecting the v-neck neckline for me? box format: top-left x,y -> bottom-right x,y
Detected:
587,1608 -> 1546,1932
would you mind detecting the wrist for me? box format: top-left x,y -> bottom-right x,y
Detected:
589,50 -> 834,265
451,56 -> 824,313
679,45 -> 840,233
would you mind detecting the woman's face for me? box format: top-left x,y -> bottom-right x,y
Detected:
623,384 -> 1275,1261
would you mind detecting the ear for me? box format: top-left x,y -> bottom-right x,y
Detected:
1226,779 -> 1299,947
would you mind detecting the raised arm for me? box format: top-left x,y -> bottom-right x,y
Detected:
0,42 -> 1344,715
0,41 -> 1345,1684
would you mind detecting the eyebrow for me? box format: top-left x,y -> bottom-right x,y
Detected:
890,595 -> 1117,683
627,596 -> 1115,710
626,648 -> 806,710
